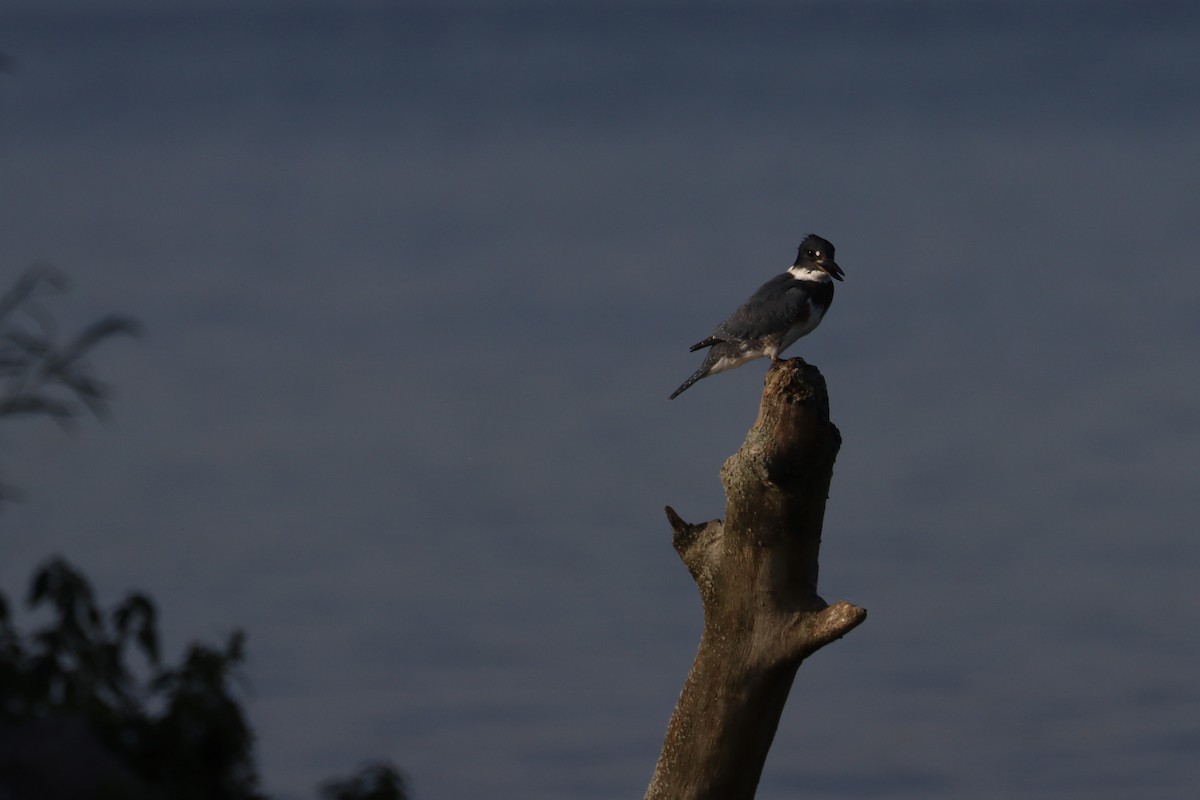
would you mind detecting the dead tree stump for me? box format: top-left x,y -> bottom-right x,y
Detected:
646,358 -> 867,800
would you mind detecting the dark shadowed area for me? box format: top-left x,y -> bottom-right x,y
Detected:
2,2 -> 1198,798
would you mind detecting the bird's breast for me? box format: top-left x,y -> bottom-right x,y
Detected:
777,302 -> 825,351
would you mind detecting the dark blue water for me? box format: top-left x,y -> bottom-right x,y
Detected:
2,3 -> 1198,798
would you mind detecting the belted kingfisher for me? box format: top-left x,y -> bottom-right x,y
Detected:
669,234 -> 844,399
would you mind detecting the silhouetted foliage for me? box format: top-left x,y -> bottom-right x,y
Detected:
0,265 -> 140,505
0,558 -> 260,800
319,762 -> 410,800
0,267 -> 411,798
0,264 -> 140,425
1,560 -> 414,800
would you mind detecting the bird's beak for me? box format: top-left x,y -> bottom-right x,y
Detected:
823,259 -> 845,281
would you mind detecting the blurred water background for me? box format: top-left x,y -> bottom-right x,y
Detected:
2,2 -> 1198,798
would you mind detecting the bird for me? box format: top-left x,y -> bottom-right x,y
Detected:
669,234 -> 844,399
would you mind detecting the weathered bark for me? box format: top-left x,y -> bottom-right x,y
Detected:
646,358 -> 866,800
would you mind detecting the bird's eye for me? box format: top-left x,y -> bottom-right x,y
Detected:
809,250 -> 820,260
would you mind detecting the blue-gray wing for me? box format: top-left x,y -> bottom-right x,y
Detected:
713,273 -> 816,343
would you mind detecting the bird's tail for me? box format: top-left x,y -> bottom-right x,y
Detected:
669,365 -> 710,400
